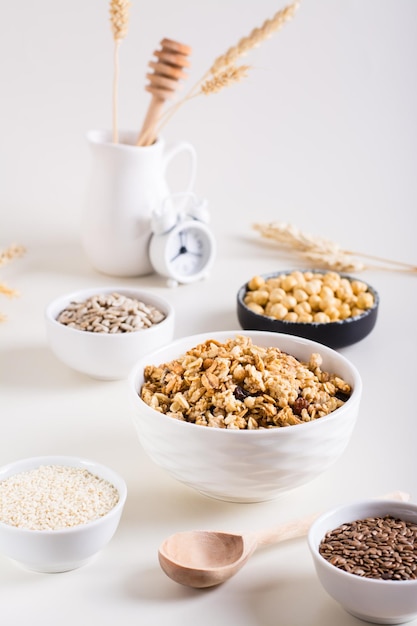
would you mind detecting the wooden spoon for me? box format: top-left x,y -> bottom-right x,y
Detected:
136,38 -> 191,147
158,491 -> 410,588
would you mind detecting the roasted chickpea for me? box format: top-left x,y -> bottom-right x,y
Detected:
281,294 -> 297,309
305,279 -> 322,295
245,301 -> 265,315
269,303 -> 288,320
351,280 -> 368,295
245,289 -> 269,306
293,288 -> 309,303
284,311 -> 299,322
281,274 -> 298,292
248,275 -> 265,290
314,311 -> 331,323
294,301 -> 312,315
309,294 -> 322,311
356,291 -> 374,309
269,287 -> 286,303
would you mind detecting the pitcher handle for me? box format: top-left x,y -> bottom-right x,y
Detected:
163,141 -> 197,195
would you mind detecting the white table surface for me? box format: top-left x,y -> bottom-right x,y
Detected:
1,1 -> 417,624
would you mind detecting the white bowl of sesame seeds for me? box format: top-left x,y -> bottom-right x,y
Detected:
45,286 -> 175,380
0,455 -> 127,573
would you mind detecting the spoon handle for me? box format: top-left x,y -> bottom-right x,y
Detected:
252,490 -> 411,547
253,513 -> 318,546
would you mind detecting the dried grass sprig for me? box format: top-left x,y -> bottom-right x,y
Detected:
200,65 -> 251,95
109,0 -> 130,144
152,1 -> 300,140
253,222 -> 417,274
211,1 -> 300,74
0,244 -> 25,322
0,244 -> 25,269
0,283 -> 18,298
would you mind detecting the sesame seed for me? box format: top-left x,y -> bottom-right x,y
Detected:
0,465 -> 120,530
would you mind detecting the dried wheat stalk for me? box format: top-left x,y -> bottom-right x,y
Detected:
0,244 -> 25,322
211,1 -> 300,74
152,1 -> 300,139
253,222 -> 417,273
200,65 -> 251,95
109,0 -> 130,143
0,244 -> 25,269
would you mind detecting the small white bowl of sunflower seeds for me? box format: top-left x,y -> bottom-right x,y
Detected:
0,455 -> 127,573
45,286 -> 175,380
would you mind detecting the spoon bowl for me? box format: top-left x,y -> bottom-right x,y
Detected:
159,530 -> 258,588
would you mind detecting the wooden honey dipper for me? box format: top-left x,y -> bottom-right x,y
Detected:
136,38 -> 191,147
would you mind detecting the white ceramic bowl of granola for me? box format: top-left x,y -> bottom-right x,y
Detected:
0,455 -> 127,573
128,330 -> 362,503
45,286 -> 175,380
308,498 -> 417,624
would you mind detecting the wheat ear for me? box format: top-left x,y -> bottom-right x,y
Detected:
253,222 -> 417,273
152,1 -> 300,140
109,0 -> 130,143
211,1 -> 300,74
0,244 -> 25,269
0,244 -> 25,322
200,65 -> 251,95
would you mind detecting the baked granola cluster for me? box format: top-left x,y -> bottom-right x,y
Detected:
140,335 -> 352,429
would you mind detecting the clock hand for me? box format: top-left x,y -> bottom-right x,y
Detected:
179,230 -> 187,249
170,229 -> 191,262
170,245 -> 188,262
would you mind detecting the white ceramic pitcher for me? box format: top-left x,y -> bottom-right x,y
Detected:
81,130 -> 197,277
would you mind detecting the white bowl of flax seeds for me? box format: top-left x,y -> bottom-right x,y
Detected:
308,497 -> 417,624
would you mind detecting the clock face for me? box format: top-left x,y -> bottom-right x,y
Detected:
166,224 -> 213,279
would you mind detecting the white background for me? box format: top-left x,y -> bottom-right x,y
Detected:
1,1 -> 417,625
1,0 -> 416,252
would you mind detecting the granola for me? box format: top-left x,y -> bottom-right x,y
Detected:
140,335 -> 352,429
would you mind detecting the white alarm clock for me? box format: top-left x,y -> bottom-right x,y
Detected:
149,193 -> 216,286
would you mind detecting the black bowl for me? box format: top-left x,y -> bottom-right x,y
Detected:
237,270 -> 379,349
